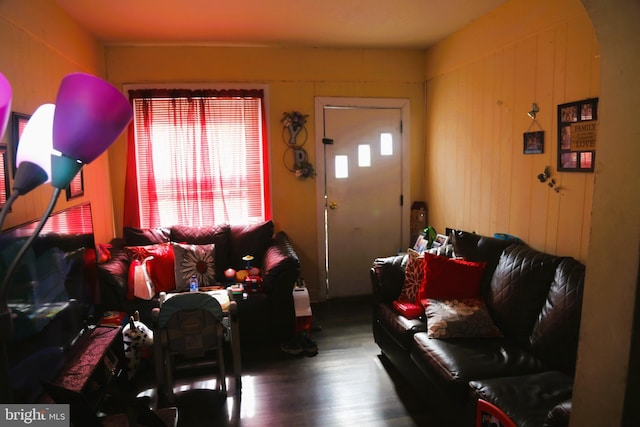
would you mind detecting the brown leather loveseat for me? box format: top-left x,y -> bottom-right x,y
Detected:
371,231 -> 584,426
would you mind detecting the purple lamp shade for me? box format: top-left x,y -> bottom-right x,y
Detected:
52,73 -> 132,164
0,72 -> 12,140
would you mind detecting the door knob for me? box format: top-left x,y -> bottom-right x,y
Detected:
329,202 -> 338,210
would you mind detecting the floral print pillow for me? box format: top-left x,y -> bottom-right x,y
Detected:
172,242 -> 217,291
398,249 -> 425,303
424,298 -> 503,339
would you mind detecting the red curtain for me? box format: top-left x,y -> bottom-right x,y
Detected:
124,89 -> 269,228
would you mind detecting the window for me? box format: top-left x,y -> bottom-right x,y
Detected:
125,89 -> 270,228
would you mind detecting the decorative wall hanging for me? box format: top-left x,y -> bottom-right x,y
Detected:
557,98 -> 597,172
281,111 -> 308,146
523,103 -> 544,154
281,111 -> 315,179
537,166 -> 560,193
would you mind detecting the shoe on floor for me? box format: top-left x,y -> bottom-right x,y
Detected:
281,339 -> 304,356
299,335 -> 318,357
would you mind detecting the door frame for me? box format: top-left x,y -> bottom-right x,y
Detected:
314,97 -> 411,300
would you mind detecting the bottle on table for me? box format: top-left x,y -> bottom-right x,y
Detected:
189,275 -> 199,292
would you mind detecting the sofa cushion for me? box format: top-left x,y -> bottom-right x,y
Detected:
123,226 -> 170,246
420,253 -> 486,300
229,221 -> 274,270
410,332 -> 546,405
469,371 -> 574,427
529,257 -> 585,375
170,224 -> 230,281
451,231 -> 517,293
398,249 -> 424,302
172,242 -> 217,290
125,243 -> 176,293
424,298 -> 502,339
487,245 -> 561,345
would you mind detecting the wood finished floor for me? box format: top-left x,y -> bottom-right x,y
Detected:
134,297 -> 440,427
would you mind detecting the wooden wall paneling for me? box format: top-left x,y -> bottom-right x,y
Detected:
554,17 -> 596,261
468,61 -> 484,230
528,29 -> 557,252
446,70 -> 464,230
494,45 -> 516,236
546,23 -> 569,256
508,36 -> 537,242
488,52 -> 503,233
478,54 -> 497,233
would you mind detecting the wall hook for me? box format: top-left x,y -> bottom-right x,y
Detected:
528,103 -> 539,120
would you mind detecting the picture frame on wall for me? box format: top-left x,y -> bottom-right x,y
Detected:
10,112 -> 30,176
65,170 -> 84,200
523,130 -> 544,154
557,98 -> 598,172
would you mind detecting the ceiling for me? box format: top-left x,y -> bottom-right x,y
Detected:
54,0 -> 507,49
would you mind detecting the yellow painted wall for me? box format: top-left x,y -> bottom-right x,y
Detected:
105,46 -> 426,300
0,0 -> 116,244
424,0 -> 598,261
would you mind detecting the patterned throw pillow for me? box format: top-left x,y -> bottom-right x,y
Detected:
173,242 -> 217,291
398,249 -> 425,302
424,298 -> 503,339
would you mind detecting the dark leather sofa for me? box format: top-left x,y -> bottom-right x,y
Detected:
371,231 -> 584,426
97,220 -> 300,345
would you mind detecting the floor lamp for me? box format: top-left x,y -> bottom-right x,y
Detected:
0,72 -> 132,403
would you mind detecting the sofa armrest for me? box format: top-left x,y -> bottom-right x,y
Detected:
544,399 -> 571,427
262,231 -> 300,280
259,231 -> 300,341
370,254 -> 407,305
96,249 -> 131,310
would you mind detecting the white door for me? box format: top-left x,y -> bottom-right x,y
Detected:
317,102 -> 407,299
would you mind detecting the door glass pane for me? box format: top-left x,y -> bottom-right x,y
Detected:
381,133 -> 393,156
358,144 -> 371,167
335,155 -> 348,178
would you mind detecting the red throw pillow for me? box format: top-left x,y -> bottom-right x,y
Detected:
125,243 -> 176,293
392,300 -> 424,319
126,259 -> 141,300
419,253 -> 487,300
